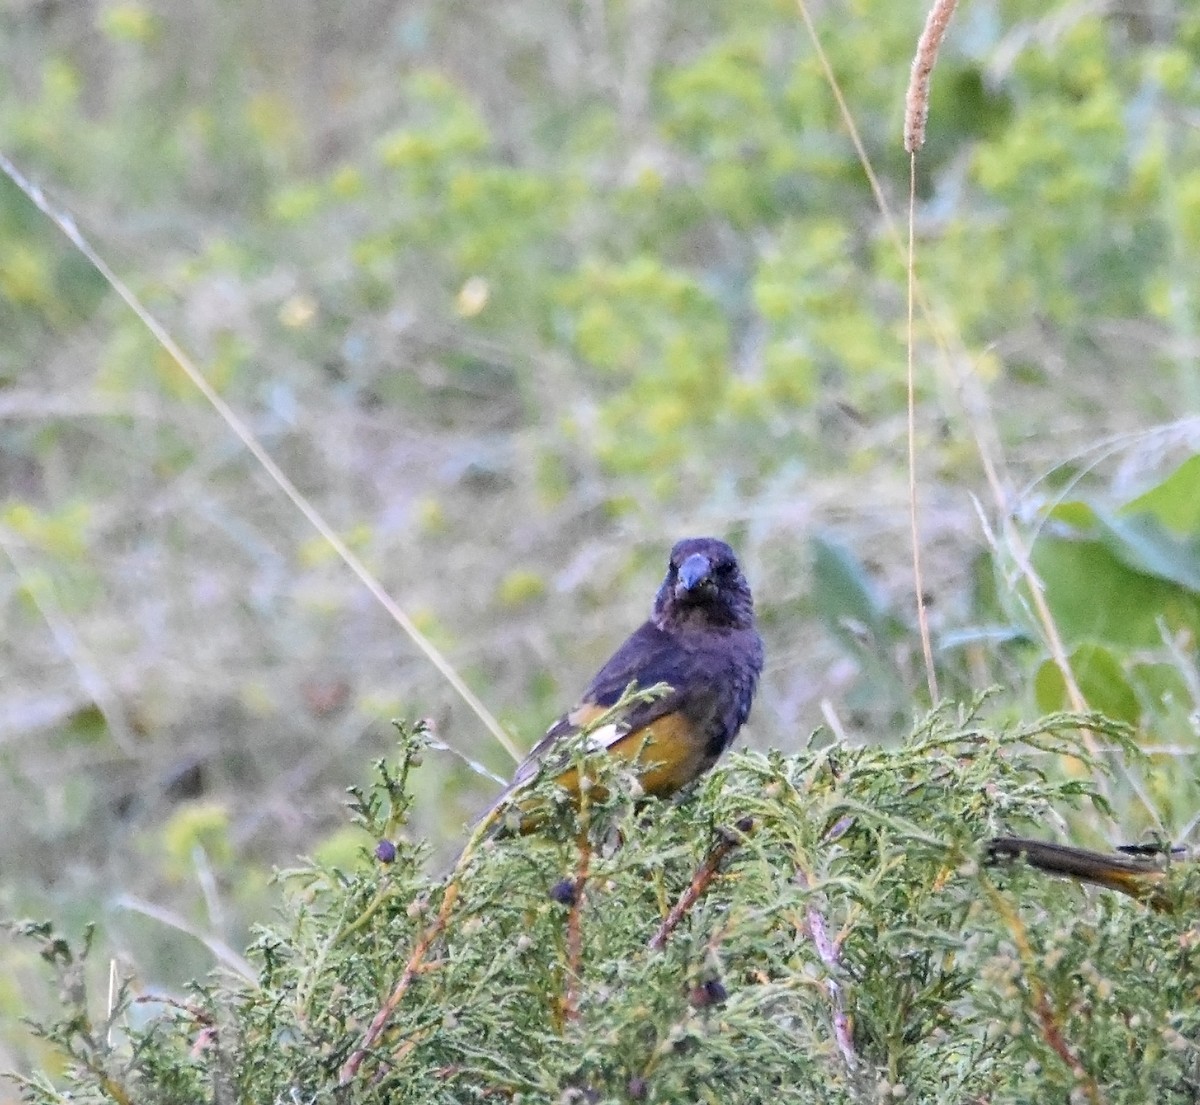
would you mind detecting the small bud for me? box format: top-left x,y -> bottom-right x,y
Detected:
627,1076 -> 648,1100
687,978 -> 727,1008
706,979 -> 728,1004
374,839 -> 397,864
549,878 -> 577,906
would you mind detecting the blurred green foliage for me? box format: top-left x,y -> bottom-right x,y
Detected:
1,0 -> 1199,1085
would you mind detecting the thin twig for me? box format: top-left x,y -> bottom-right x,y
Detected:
904,0 -> 955,701
338,878 -> 463,1085
135,991 -> 221,1060
562,837 -> 591,1023
796,870 -> 856,1073
983,880 -> 1105,1104
648,819 -> 753,952
818,699 -> 851,746
337,811 -> 500,1086
558,770 -> 594,1026
134,992 -> 215,1023
0,528 -> 137,752
106,959 -> 118,1047
115,895 -> 256,984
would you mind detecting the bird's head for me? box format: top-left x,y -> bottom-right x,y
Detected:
652,537 -> 756,633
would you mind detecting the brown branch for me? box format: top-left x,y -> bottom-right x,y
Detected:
134,992 -> 215,1023
561,837 -> 592,1023
983,880 -> 1106,1105
337,878 -> 461,1086
1033,989 -> 1095,1090
648,819 -> 753,952
335,817 -> 505,1091
795,869 -> 857,1073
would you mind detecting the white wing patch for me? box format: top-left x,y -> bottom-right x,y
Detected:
584,722 -> 626,751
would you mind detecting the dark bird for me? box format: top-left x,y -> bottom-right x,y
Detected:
482,537 -> 764,833
986,836 -> 1191,912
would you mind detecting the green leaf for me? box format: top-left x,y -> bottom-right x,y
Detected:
1030,531 -> 1200,648
1033,644 -> 1140,724
1043,499 -> 1098,527
1093,510 -> 1200,592
1129,661 -> 1194,717
1121,454 -> 1200,534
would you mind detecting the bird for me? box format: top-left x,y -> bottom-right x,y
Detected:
480,537 -> 764,834
985,836 -> 1191,912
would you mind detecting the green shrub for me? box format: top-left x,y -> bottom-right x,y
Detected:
11,707 -> 1199,1104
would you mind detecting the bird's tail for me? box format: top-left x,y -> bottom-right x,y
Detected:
985,836 -> 1182,911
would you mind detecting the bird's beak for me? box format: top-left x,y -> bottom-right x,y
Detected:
676,553 -> 713,596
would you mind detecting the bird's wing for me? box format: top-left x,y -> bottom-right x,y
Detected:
508,620 -> 698,789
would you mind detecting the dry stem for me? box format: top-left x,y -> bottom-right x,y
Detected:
648,819 -> 753,952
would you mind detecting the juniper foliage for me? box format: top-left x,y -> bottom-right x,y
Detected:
8,705 -> 1200,1104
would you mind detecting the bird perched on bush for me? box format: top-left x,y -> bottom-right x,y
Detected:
481,536 -> 764,833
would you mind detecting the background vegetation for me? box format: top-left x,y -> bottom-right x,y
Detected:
1,0 -> 1198,1095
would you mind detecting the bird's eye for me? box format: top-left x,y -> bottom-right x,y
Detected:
715,559 -> 736,577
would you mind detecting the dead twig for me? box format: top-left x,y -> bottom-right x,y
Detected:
0,151 -> 520,766
648,819 -> 753,952
795,869 -> 857,1073
337,879 -> 461,1086
561,837 -> 592,1023
337,815 -> 498,1087
983,880 -> 1106,1104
